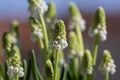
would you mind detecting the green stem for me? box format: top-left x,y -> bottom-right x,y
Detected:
105,72 -> 109,80
69,57 -> 79,80
75,24 -> 84,51
37,38 -> 44,49
83,73 -> 87,80
37,11 -> 49,53
92,34 -> 99,66
54,50 -> 60,80
87,74 -> 93,80
74,58 -> 79,80
37,38 -> 46,64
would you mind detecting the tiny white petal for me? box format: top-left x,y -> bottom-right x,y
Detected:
13,67 -> 19,73
53,41 -> 58,46
79,19 -> 86,31
9,66 -> 14,71
111,64 -> 116,68
88,27 -> 94,37
107,62 -> 112,67
7,70 -> 11,76
10,36 -> 17,44
7,70 -> 14,77
105,66 -> 111,72
78,50 -> 83,57
99,33 -> 107,41
59,59 -> 65,66
46,18 -> 52,23
19,67 -> 24,71
55,44 -> 61,50
37,31 -> 43,39
103,29 -> 107,35
87,69 -> 93,74
19,71 -> 24,77
110,68 -> 116,74
93,29 -> 98,35
68,22 -> 75,30
60,39 -> 68,49
70,49 -> 76,56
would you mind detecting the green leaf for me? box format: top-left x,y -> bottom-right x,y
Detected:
0,62 -> 5,80
30,50 -> 42,80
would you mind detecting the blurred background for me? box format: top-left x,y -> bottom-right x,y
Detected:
0,0 -> 120,80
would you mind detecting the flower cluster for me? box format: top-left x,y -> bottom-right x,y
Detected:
89,26 -> 107,41
69,17 -> 86,31
50,38 -> 68,50
88,7 -> 107,41
31,26 -> 43,42
44,2 -> 57,29
43,59 -> 54,80
81,50 -> 93,74
99,50 -> 116,74
6,45 -> 24,79
50,20 -> 68,50
28,0 -> 48,14
68,31 -> 83,58
9,34 -> 18,44
29,16 -> 43,42
69,2 -> 86,31
2,32 -> 15,55
7,65 -> 24,78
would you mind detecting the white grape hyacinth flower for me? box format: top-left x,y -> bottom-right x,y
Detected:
69,17 -> 86,31
7,66 -> 24,78
88,27 -> 107,42
50,38 -> 68,50
78,50 -> 84,57
29,0 -> 48,14
10,35 -> 17,44
99,59 -> 116,75
87,68 -> 93,74
31,28 -> 43,42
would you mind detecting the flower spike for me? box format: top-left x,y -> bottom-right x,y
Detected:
7,45 -> 24,79
28,0 -> 48,14
68,2 -> 86,31
45,2 -> 57,29
29,16 -> 43,42
68,31 -> 83,58
50,20 -> 68,50
89,7 -> 107,41
81,49 -> 93,74
99,50 -> 116,74
45,2 -> 56,20
44,59 -> 54,80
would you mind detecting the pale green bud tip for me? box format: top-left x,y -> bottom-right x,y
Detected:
28,0 -> 36,4
11,20 -> 19,27
84,50 -> 92,64
45,2 -> 56,19
99,50 -> 116,74
53,20 -> 66,40
82,49 -> 93,74
44,59 -> 54,80
69,2 -> 82,18
103,50 -> 111,59
92,6 -> 106,29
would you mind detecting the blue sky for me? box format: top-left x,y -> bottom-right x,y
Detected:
0,0 -> 120,19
